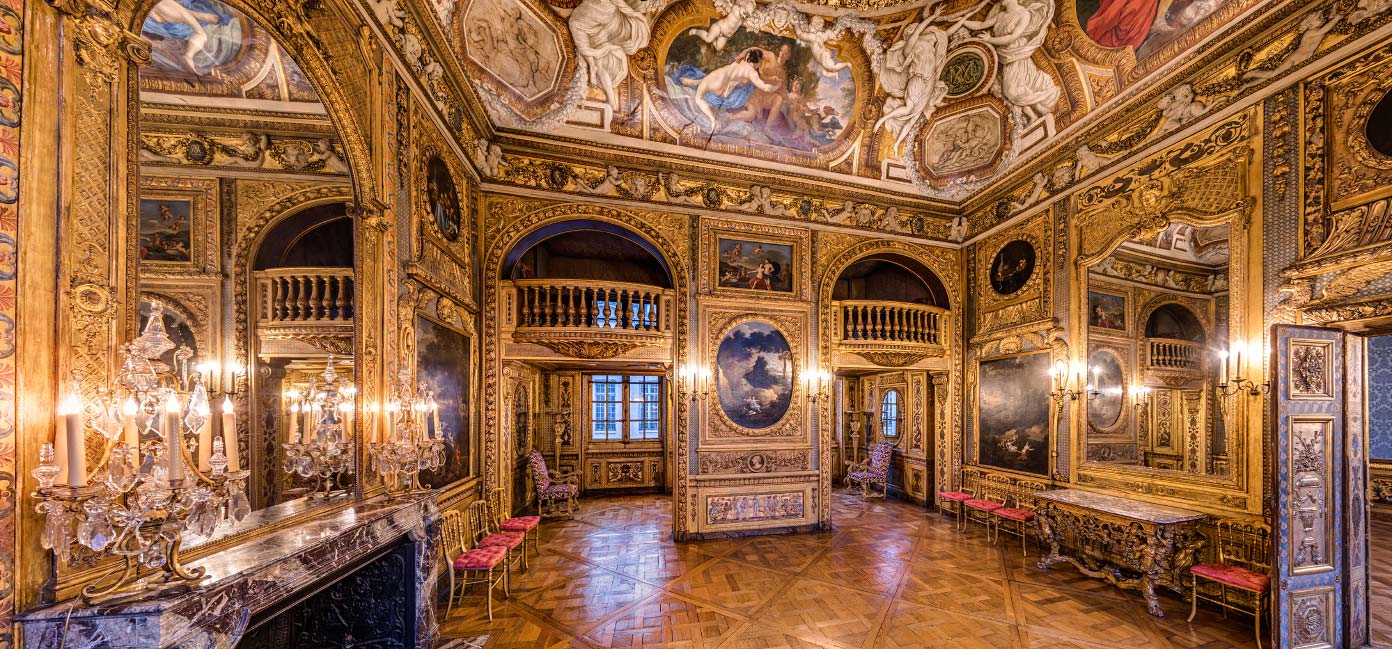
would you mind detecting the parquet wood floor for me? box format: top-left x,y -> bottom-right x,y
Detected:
1372,517 -> 1392,648
440,493 -> 1263,648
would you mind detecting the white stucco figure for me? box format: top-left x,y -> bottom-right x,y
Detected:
1155,83 -> 1207,135
687,0 -> 755,52
570,0 -> 653,110
963,0 -> 1059,125
799,16 -> 850,74
1241,10 -> 1342,88
874,3 -> 980,155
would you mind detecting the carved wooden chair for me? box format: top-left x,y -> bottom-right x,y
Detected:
844,441 -> 895,499
937,468 -> 981,530
990,479 -> 1048,556
1189,519 -> 1271,649
478,495 -> 528,572
962,474 -> 1010,535
439,509 -> 508,621
489,486 -> 540,558
527,450 -> 580,518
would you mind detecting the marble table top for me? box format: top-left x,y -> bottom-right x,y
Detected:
1035,489 -> 1207,525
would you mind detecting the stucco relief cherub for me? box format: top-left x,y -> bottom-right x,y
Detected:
687,0 -> 756,52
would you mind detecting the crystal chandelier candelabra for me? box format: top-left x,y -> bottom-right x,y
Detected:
31,302 -> 250,603
369,375 -> 445,494
283,357 -> 357,497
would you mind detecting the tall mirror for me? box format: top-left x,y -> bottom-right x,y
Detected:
1081,221 -> 1231,476
135,0 -> 358,518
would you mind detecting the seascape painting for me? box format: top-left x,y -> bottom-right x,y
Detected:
1077,0 -> 1231,59
663,25 -> 856,152
717,237 -> 793,293
976,353 -> 1051,476
715,321 -> 794,430
416,316 -> 472,488
138,198 -> 194,263
1088,291 -> 1127,331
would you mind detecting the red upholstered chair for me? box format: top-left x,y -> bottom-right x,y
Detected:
439,509 -> 508,620
990,479 -> 1047,556
490,486 -> 540,557
937,468 -> 981,530
1189,520 -> 1271,649
962,474 -> 1009,535
845,441 -> 895,499
527,450 -> 579,518
474,500 -> 526,575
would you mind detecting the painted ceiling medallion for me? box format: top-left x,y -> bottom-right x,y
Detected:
452,0 -> 577,121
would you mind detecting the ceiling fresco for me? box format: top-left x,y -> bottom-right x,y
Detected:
427,0 -> 1258,201
138,0 -> 321,106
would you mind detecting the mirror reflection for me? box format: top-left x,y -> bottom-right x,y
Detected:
135,0 -> 358,516
1083,221 -> 1231,475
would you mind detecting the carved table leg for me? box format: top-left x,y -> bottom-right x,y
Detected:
1143,576 -> 1164,617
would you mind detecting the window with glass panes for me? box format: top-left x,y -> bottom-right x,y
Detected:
880,390 -> 901,438
590,375 -> 663,442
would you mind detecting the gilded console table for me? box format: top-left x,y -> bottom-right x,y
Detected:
1034,489 -> 1207,617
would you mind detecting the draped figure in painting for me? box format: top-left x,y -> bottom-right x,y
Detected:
569,0 -> 652,109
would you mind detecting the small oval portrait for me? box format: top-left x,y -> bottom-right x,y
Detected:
425,155 -> 462,242
989,240 -> 1036,295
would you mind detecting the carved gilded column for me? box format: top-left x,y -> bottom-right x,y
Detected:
930,371 -> 950,490
357,202 -> 392,494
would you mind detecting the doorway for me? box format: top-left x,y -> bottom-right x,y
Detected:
1366,334 -> 1392,646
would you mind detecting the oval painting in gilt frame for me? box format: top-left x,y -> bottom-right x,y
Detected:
425,155 -> 462,242
715,320 -> 794,430
989,239 -> 1036,296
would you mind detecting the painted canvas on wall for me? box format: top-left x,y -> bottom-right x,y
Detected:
663,26 -> 856,152
989,240 -> 1036,296
976,352 -> 1051,476
715,321 -> 794,429
416,315 -> 472,488
1088,291 -> 1127,331
717,237 -> 793,293
1077,0 -> 1231,59
425,156 -> 463,243
140,0 -> 317,100
138,198 -> 194,263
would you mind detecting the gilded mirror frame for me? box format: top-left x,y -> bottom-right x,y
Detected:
1069,147 -> 1261,514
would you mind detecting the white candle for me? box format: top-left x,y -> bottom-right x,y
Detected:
56,393 -> 85,487
122,397 -> 140,449
221,397 -> 239,472
1218,350 -> 1229,385
1047,364 -> 1059,393
431,399 -> 440,440
289,401 -> 301,445
1234,343 -> 1243,381
163,394 -> 183,484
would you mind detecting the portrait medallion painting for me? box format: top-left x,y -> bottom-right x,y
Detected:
425,156 -> 463,243
416,316 -> 472,488
1088,291 -> 1127,331
715,321 -> 794,430
1077,0 -> 1232,59
717,237 -> 794,293
976,353 -> 1051,476
989,240 -> 1036,296
1086,349 -> 1126,432
663,24 -> 857,153
138,198 -> 194,263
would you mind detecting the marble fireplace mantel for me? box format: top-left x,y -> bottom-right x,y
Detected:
18,492 -> 441,649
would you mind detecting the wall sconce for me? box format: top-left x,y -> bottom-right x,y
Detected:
1131,384 -> 1152,411
1216,342 -> 1269,401
1047,360 -> 1096,403
679,364 -> 711,403
804,369 -> 831,403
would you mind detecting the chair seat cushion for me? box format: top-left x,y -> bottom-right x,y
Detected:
848,470 -> 887,483
1191,563 -> 1270,591
963,498 -> 1003,512
453,546 -> 507,570
539,484 -> 578,499
993,507 -> 1034,522
480,531 -> 526,550
938,491 -> 972,502
500,516 -> 541,532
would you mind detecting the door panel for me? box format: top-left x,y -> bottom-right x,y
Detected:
1344,335 -> 1369,647
1273,325 -> 1344,649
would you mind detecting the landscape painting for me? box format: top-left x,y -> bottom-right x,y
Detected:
715,321 -> 794,430
416,315 -> 472,488
1077,0 -> 1232,59
976,352 -> 1051,476
138,197 -> 194,263
717,237 -> 794,293
663,25 -> 857,153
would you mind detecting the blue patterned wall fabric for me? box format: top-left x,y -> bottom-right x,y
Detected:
1368,335 -> 1392,461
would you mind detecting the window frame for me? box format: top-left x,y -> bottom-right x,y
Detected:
880,389 -> 902,440
587,373 -> 665,444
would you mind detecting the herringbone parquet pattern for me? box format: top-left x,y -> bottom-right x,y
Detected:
1371,517 -> 1392,647
439,493 -> 1263,648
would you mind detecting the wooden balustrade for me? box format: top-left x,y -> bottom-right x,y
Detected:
255,268 -> 355,323
1144,338 -> 1204,372
835,300 -> 946,346
508,280 -> 671,333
